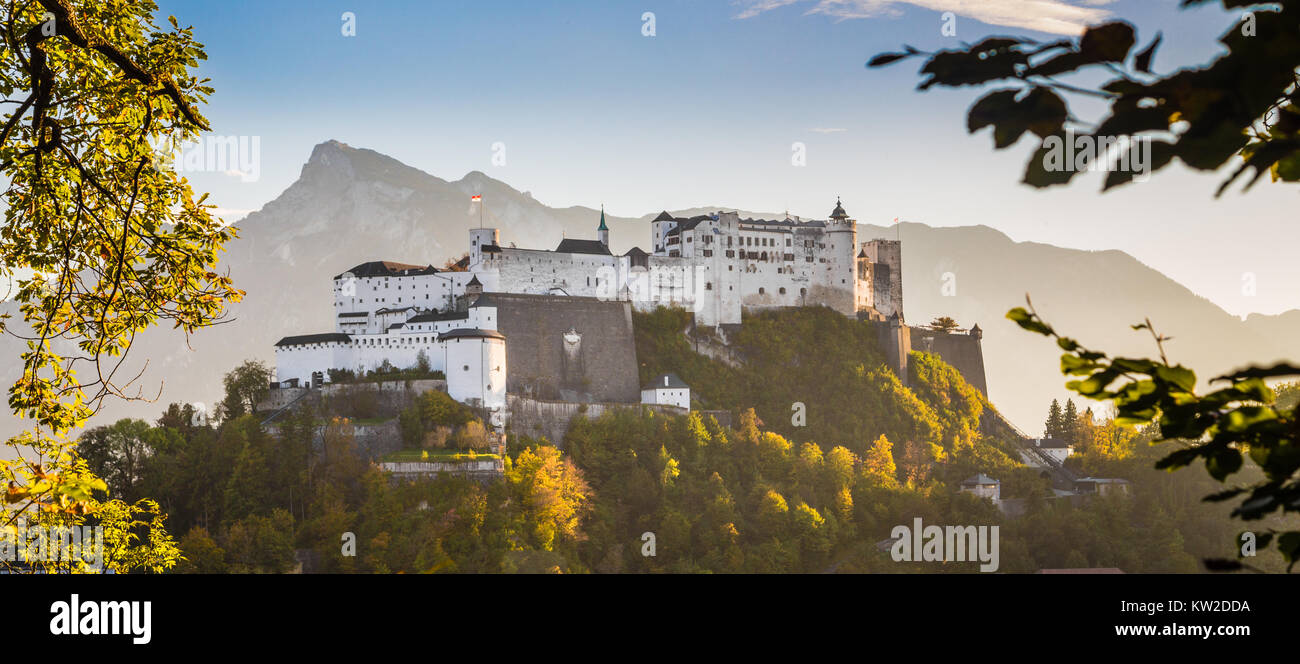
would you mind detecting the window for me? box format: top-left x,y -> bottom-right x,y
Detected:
758,287 -> 765,294
779,287 -> 786,295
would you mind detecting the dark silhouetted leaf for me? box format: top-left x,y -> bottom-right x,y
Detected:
1134,32 -> 1162,73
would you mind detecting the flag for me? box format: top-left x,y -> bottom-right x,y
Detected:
471,195 -> 482,203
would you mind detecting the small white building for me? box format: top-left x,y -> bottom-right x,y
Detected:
1032,437 -> 1074,464
640,373 -> 690,410
959,473 -> 1001,503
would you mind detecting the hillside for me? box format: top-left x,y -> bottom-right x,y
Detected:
632,307 -> 1029,487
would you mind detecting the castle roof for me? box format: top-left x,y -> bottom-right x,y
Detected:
737,217 -> 825,230
961,473 -> 1000,486
598,208 -> 608,231
664,216 -> 713,236
336,261 -> 438,279
644,373 -> 689,390
555,238 -> 612,255
830,197 -> 849,220
407,311 -> 469,323
653,210 -> 675,222
438,328 -> 506,342
338,312 -> 369,318
276,333 -> 351,347
624,246 -> 649,258
466,275 -> 482,287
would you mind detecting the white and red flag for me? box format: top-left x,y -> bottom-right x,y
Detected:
471,195 -> 482,203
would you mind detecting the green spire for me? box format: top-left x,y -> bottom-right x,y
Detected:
598,206 -> 608,231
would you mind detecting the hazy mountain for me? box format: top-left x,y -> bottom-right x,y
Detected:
2,140 -> 1296,440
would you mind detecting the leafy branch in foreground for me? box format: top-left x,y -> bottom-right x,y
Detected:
1007,298 -> 1300,569
869,0 -> 1300,195
0,0 -> 240,572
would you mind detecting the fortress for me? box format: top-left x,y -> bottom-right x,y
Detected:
273,199 -> 986,428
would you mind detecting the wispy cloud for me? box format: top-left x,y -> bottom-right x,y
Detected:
733,0 -> 1118,35
810,127 -> 848,134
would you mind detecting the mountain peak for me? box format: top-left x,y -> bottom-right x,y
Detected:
299,140 -> 443,189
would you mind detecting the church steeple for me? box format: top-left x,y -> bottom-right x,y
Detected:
598,205 -> 609,246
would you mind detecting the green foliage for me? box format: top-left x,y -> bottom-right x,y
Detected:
219,360 -> 272,420
0,0 -> 240,573
1009,301 -> 1300,569
928,316 -> 960,332
398,390 -> 482,450
870,2 -> 1300,195
634,307 -> 1004,466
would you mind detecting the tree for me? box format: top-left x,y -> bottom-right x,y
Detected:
175,526 -> 226,574
505,445 -> 591,550
1063,399 -> 1079,446
1045,399 -> 1064,440
870,1 -> 1300,195
76,418 -> 155,500
928,316 -> 960,333
219,360 -> 272,420
452,420 -> 492,452
861,434 -> 898,488
1009,303 -> 1300,568
0,1 -> 240,573
873,0 -> 1300,568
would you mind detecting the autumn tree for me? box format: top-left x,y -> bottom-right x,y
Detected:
505,445 -> 591,551
1,1 -> 239,573
861,434 -> 898,488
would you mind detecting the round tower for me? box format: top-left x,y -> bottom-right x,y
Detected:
442,328 -> 507,412
821,197 -> 859,316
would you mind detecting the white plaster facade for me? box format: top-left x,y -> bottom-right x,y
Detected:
640,374 -> 690,410
274,198 -> 902,414
959,473 -> 1002,503
444,329 -> 507,426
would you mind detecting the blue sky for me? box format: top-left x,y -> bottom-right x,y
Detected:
159,0 -> 1298,317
